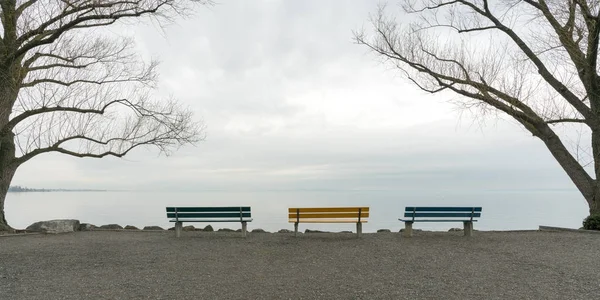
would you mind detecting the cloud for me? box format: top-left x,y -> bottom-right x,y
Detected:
10,0 -> 583,195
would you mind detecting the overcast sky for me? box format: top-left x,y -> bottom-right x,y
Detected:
11,0 -> 582,193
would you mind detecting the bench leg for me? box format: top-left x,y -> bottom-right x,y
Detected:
403,222 -> 413,237
175,221 -> 182,238
463,221 -> 473,237
241,221 -> 247,237
356,222 -> 362,238
294,222 -> 299,237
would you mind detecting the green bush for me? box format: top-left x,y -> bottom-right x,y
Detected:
582,214 -> 600,230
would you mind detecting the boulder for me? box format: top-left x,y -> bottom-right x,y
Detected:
399,228 -> 423,233
183,225 -> 195,231
218,228 -> 235,232
251,228 -> 268,233
26,219 -> 80,234
305,229 -> 329,234
278,229 -> 293,233
235,229 -> 242,232
338,231 -> 353,233
124,225 -> 139,230
99,224 -> 123,230
203,225 -> 214,232
143,226 -> 164,231
79,223 -> 96,231
168,227 -> 175,231
377,229 -> 391,233
448,228 -> 463,232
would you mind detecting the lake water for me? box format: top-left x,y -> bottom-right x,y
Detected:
4,190 -> 590,232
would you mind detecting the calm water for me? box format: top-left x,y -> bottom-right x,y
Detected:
4,190 -> 589,232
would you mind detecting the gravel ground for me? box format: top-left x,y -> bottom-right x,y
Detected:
0,230 -> 599,300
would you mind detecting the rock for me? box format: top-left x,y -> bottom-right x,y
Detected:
143,226 -> 164,231
99,224 -> 123,230
168,227 -> 175,231
235,229 -> 242,232
203,225 -> 214,232
448,228 -> 463,232
377,229 -> 391,233
399,228 -> 423,233
183,225 -> 195,231
79,223 -> 96,231
305,229 -> 329,234
26,219 -> 80,234
278,229 -> 293,233
338,231 -> 352,233
218,228 -> 235,232
124,225 -> 139,230
251,228 -> 268,233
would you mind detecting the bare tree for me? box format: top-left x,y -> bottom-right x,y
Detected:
0,0 -> 209,231
355,0 -> 600,217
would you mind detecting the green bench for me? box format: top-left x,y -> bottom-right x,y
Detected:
399,206 -> 482,237
166,206 -> 252,237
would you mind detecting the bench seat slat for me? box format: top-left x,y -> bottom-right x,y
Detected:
288,213 -> 369,219
403,212 -> 481,218
288,207 -> 369,213
288,219 -> 368,223
167,212 -> 251,218
169,219 -> 253,223
166,207 -> 250,213
399,219 -> 478,222
404,207 -> 482,212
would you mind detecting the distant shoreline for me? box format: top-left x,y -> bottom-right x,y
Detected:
8,186 -> 107,193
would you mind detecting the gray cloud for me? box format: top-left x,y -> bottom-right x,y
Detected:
10,0 -> 584,196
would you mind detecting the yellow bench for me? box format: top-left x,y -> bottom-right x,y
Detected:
288,207 -> 369,237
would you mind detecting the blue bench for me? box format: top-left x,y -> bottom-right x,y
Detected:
166,206 -> 252,237
399,206 -> 482,237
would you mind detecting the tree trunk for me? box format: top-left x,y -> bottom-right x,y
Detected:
0,165 -> 16,232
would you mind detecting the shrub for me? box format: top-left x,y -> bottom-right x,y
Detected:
582,214 -> 600,230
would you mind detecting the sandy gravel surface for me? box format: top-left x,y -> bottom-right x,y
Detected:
0,230 -> 599,299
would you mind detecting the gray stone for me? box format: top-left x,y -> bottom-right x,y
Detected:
183,225 -> 195,231
305,229 -> 329,233
278,229 -> 293,233
399,228 -> 422,233
235,229 -> 242,232
338,231 -> 353,233
99,224 -> 123,230
203,225 -> 214,232
218,228 -> 235,232
251,228 -> 268,233
78,223 -> 96,231
26,219 -> 80,234
124,225 -> 139,230
143,226 -> 164,231
377,229 -> 391,233
449,228 -> 463,232
168,227 -> 175,231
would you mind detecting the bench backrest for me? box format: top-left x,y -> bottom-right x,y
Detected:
166,207 -> 251,221
403,207 -> 482,221
288,207 -> 369,222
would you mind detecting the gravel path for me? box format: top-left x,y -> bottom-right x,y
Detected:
0,230 -> 599,299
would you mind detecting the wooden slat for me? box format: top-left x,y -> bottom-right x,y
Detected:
288,219 -> 369,223
403,212 -> 481,218
169,219 -> 253,222
288,207 -> 369,213
399,219 -> 478,222
166,207 -> 251,213
288,212 -> 369,219
167,212 -> 251,218
404,207 -> 482,212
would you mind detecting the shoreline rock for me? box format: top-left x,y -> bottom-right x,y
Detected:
124,225 -> 139,230
26,219 -> 80,234
143,226 -> 164,231
99,224 -> 123,230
